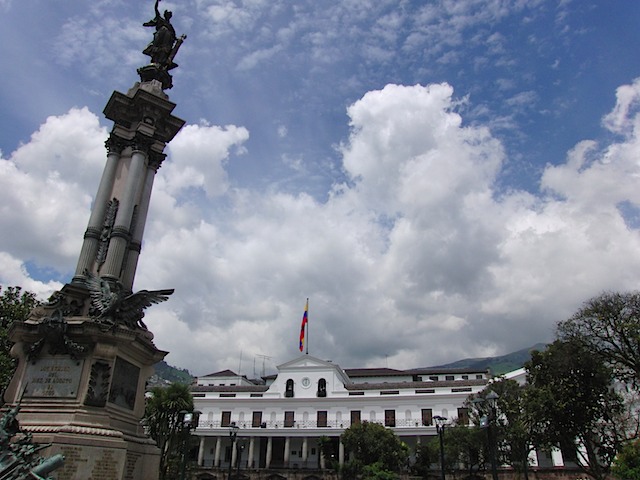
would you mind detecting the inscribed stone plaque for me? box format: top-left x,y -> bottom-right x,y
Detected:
24,358 -> 83,398
108,357 -> 139,410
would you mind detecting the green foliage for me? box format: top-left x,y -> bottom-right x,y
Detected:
525,339 -> 626,480
471,379 -> 536,477
341,421 -> 409,477
557,291 -> 640,386
413,441 -> 437,477
318,435 -> 338,469
441,423 -> 486,478
143,383 -> 195,480
361,462 -> 400,480
0,285 -> 41,393
153,360 -> 194,385
612,439 -> 640,480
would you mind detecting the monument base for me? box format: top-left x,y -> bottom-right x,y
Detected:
34,429 -> 160,480
5,286 -> 167,480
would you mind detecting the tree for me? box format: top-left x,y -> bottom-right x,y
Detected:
525,339 -> 627,480
143,383 -> 194,480
557,291 -> 640,386
0,286 -> 41,393
468,379 -> 537,480
412,441 -> 437,478
612,439 -> 640,480
441,422 -> 486,478
340,421 -> 409,478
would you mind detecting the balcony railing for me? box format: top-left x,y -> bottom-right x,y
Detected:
197,418 -> 438,430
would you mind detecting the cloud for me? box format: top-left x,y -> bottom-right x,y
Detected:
147,80 -> 640,372
2,79 -> 640,377
0,108 -> 106,273
163,122 -> 249,198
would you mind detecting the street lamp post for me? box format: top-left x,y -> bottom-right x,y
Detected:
228,423 -> 239,480
433,415 -> 448,480
235,441 -> 245,479
473,391 -> 499,480
179,410 -> 201,480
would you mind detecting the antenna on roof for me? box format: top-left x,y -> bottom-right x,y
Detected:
255,354 -> 272,377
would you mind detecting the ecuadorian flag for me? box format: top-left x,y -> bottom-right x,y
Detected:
299,299 -> 308,352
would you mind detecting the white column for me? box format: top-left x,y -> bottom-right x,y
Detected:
247,437 -> 255,468
231,439 -> 238,468
266,437 -> 272,468
284,437 -> 290,465
551,447 -> 564,467
197,436 -> 205,466
214,436 -> 221,467
339,439 -> 345,466
302,437 -> 308,464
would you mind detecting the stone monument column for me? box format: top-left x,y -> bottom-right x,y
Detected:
4,2 -> 188,479
73,146 -> 121,284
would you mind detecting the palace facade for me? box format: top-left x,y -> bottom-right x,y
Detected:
189,355 -> 572,477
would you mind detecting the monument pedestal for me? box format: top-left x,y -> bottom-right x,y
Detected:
5,285 -> 167,480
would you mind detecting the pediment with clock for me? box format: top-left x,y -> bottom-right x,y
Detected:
265,354 -> 351,398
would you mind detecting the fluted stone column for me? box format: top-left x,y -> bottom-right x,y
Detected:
73,146 -> 120,282
121,153 -> 163,290
101,147 -> 147,283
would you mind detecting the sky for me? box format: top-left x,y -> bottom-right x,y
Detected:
1,0 -> 640,377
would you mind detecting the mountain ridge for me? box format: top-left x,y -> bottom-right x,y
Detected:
430,343 -> 548,375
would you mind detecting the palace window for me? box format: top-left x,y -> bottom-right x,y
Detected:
421,408 -> 433,426
458,407 -> 469,426
351,410 -> 361,425
317,411 -> 328,427
317,378 -> 327,397
285,379 -> 294,398
284,411 -> 295,427
221,411 -> 231,427
384,409 -> 396,427
252,411 -> 262,427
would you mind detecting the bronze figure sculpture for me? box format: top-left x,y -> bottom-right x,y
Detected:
139,0 -> 186,89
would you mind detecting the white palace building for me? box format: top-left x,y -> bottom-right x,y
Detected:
189,354 -> 571,477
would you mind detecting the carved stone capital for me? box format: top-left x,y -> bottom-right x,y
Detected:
105,135 -> 126,155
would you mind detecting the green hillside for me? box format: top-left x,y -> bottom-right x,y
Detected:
150,360 -> 194,386
432,343 -> 547,375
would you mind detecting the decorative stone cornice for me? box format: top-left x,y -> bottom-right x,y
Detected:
22,424 -> 124,438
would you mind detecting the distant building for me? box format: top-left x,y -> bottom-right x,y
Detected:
189,354 -> 572,476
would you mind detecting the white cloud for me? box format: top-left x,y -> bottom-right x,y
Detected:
3,77 -> 640,377
0,108 -> 105,272
163,122 -> 249,198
